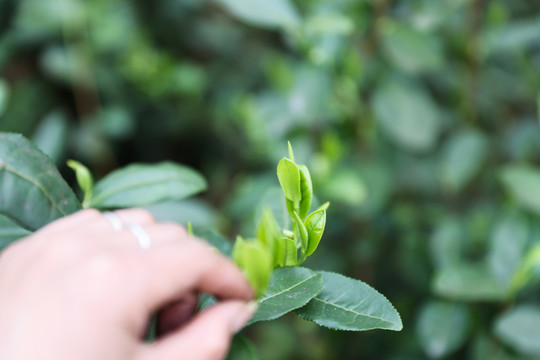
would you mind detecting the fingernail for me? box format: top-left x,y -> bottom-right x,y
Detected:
231,301 -> 259,333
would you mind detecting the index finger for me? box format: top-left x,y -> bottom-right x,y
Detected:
129,225 -> 254,311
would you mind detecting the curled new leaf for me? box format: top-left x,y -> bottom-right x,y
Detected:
293,211 -> 308,257
275,236 -> 298,267
233,237 -> 273,297
277,158 -> 301,202
304,209 -> 326,257
67,160 -> 94,208
298,165 -> 313,220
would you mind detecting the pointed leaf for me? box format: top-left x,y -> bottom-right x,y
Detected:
304,209 -> 326,257
249,267 -> 322,324
298,165 -> 312,220
287,141 -> 295,162
275,236 -> 297,267
277,158 -> 301,202
90,162 -> 206,209
296,271 -> 403,331
0,214 -> 31,251
0,133 -> 81,231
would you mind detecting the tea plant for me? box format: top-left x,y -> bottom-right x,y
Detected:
0,133 -> 401,358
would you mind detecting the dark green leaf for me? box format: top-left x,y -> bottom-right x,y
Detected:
0,79 -> 8,117
0,133 -> 81,231
249,267 -> 322,324
0,214 -> 31,251
296,271 -> 403,331
494,305 -> 540,356
304,209 -> 326,257
89,162 -> 207,209
226,335 -> 258,360
277,158 -> 301,202
416,301 -> 471,358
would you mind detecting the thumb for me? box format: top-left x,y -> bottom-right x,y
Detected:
139,300 -> 257,360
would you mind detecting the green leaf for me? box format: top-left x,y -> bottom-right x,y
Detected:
372,78 -> 441,152
380,20 -> 444,74
304,209 -> 326,257
215,0 -> 300,29
511,243 -> 540,293
249,267 -> 322,324
0,79 -> 9,117
89,162 -> 207,209
32,111 -> 69,164
298,165 -> 312,220
488,213 -> 529,286
256,208 -> 281,264
233,237 -> 273,297
0,214 -> 31,251
433,263 -> 509,301
292,211 -> 308,256
287,141 -> 295,162
277,158 -> 301,202
438,129 -> 488,193
296,271 -> 403,331
500,165 -> 540,217
226,335 -> 258,360
0,133 -> 81,231
67,159 -> 94,208
275,236 -> 297,267
494,305 -> 540,356
416,301 -> 471,358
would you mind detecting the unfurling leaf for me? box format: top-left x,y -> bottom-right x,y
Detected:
293,211 -> 308,256
275,236 -> 298,267
233,237 -> 273,297
304,209 -> 326,257
277,158 -> 301,202
298,165 -> 313,220
67,159 -> 94,208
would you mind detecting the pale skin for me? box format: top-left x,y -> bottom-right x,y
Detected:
0,209 -> 255,360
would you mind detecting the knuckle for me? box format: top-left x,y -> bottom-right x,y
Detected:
157,223 -> 188,239
129,208 -> 155,223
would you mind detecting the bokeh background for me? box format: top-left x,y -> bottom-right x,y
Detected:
2,0 -> 540,359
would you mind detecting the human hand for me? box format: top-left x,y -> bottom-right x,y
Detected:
0,209 -> 255,360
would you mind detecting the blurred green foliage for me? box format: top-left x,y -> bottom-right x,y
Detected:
2,0 -> 540,359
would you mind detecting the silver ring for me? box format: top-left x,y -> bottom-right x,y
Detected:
103,211 -> 124,231
128,223 -> 152,250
